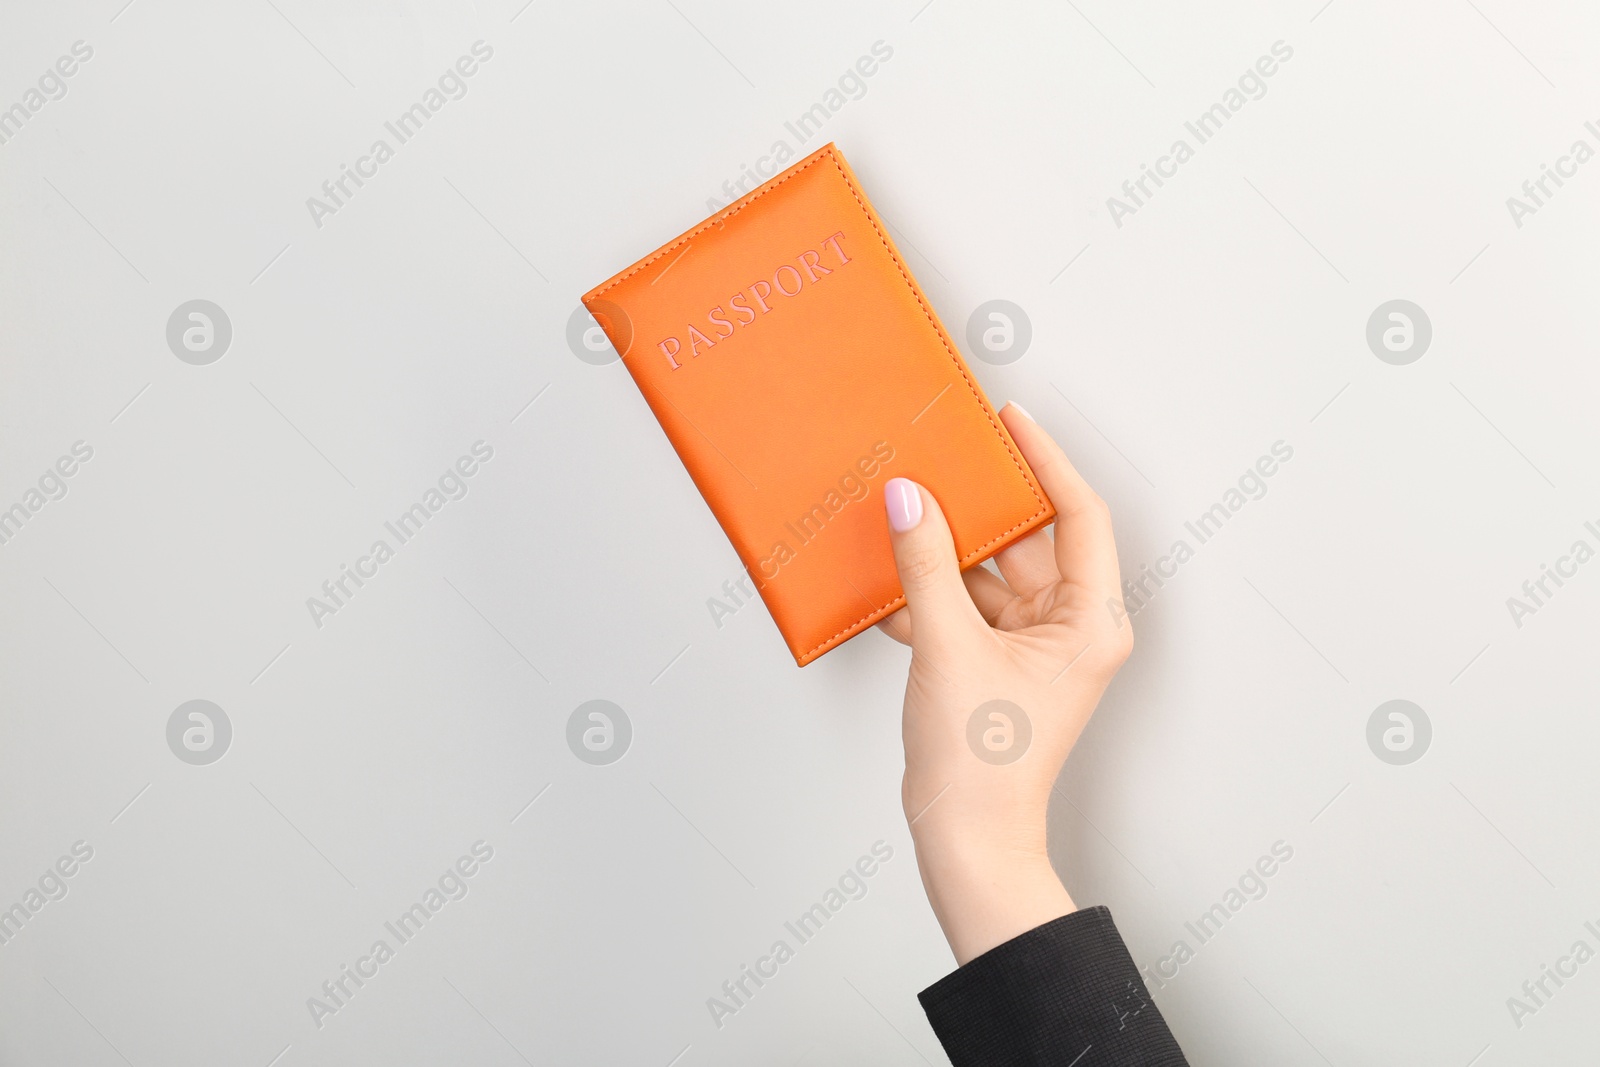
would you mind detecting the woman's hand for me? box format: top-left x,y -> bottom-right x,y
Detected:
880,402 -> 1132,965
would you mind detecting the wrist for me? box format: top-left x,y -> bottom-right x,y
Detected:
910,830 -> 1075,965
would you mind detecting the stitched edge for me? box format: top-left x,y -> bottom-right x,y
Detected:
590,144 -> 1052,664
586,149 -> 836,300
794,149 -> 1049,662
796,503 -> 1054,664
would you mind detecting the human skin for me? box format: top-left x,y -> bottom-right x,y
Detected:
879,402 -> 1132,966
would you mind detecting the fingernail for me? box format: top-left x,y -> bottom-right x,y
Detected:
1006,401 -> 1034,423
885,478 -> 923,532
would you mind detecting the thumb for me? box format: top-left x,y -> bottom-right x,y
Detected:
883,477 -> 985,651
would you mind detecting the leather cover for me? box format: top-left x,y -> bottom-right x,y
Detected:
582,143 -> 1054,665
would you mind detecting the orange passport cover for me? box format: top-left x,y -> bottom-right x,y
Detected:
583,143 -> 1054,665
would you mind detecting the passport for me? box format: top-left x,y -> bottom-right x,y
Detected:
583,143 -> 1054,665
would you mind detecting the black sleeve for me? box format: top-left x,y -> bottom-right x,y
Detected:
918,906 -> 1189,1066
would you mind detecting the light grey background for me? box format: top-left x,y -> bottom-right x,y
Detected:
2,0 -> 1597,1063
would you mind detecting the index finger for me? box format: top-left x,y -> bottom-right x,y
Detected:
999,402 -> 1123,598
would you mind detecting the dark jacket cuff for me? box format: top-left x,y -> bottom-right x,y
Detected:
918,906 -> 1188,1066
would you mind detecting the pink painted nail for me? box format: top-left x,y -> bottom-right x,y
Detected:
885,478 -> 923,532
